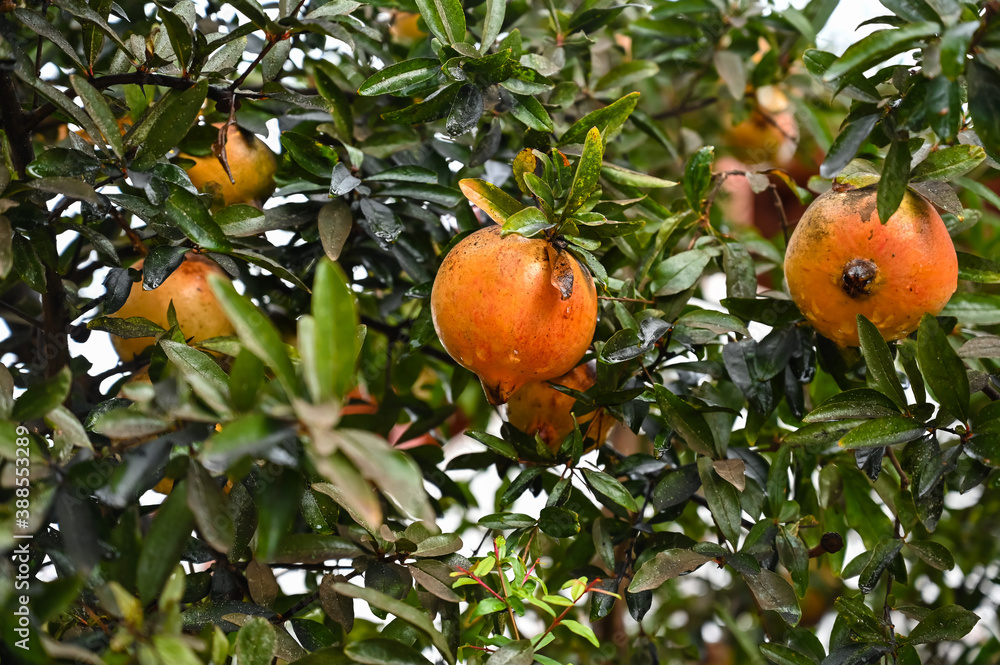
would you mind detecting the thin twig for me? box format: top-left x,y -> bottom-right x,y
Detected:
652,96 -> 718,120
886,448 -> 910,490
230,38 -> 280,92
768,183 -> 791,246
493,540 -> 521,640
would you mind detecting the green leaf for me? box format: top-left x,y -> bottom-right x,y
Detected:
698,456 -> 742,546
957,252 -> 1000,283
27,177 -> 99,205
559,92 -> 640,146
760,643 -> 815,665
186,460 -> 235,553
160,340 -> 231,415
332,584 -> 455,665
227,0 -> 268,26
15,9 -> 85,72
595,60 -> 659,91
564,127 -> 604,218
82,0 -> 113,71
132,81 -> 208,171
413,0 -> 465,44
684,146 -> 715,213
89,407 -> 172,439
912,146 -> 986,182
345,638 -> 434,665
803,49 -> 881,103
539,506 -> 580,537
156,183 -> 231,252
834,595 -> 884,641
209,275 -> 299,396
601,163 -> 677,188
509,94 -> 554,132
471,597 -> 507,618
486,640 -> 533,665
967,58 -> 1000,162
254,468 -> 302,562
820,112 -> 880,179
908,605 -> 980,644
336,428 -> 435,524
358,59 -> 442,96
583,469 -> 638,514
858,538 -> 903,593
877,138 -> 910,223
458,179 -> 526,224
940,21 -> 978,80
216,204 -> 269,238
856,314 -> 908,411
560,619 -> 600,647
12,367 -> 72,422
501,207 -> 554,238
137,480 -> 195,605
743,569 -> 801,626
838,417 -> 926,449
823,23 -> 940,81
281,132 -> 339,178
942,292 -> 1000,325
652,249 -> 713,296
70,75 -> 124,160
480,0 -> 505,52
650,464 -> 701,510
159,6 -> 194,73
381,84 -> 461,124
676,310 -> 749,338
628,549 -> 713,592
917,314 -> 969,421
804,388 -> 901,422
905,540 -> 955,570
235,617 -> 276,665
446,84 -> 484,137
655,385 -> 717,457
307,259 -> 358,402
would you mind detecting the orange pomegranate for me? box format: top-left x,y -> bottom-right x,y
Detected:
784,185 -> 958,346
507,362 -> 615,452
431,226 -> 598,405
389,11 -> 426,42
109,254 -> 236,360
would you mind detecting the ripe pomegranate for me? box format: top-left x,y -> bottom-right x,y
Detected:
507,362 -> 615,452
783,186 -> 958,346
109,254 -> 236,360
431,226 -> 598,405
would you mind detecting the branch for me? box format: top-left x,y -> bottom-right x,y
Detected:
652,96 -> 718,120
0,70 -> 35,176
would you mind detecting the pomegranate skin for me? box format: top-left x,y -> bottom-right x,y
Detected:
507,362 -> 615,452
430,225 -> 598,405
784,186 -> 958,346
